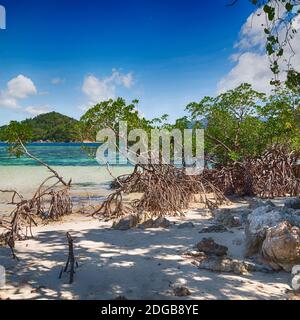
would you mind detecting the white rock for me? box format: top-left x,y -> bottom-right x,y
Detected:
245,206 -> 284,257
262,222 -> 300,272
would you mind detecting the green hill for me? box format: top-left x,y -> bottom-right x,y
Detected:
1,112 -> 79,142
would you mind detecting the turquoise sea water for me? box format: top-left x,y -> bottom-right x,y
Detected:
0,142 -> 201,168
0,142 -> 104,166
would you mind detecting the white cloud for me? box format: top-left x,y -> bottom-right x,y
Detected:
25,105 -> 50,116
0,74 -> 37,110
51,77 -> 65,85
82,75 -> 115,104
234,8 -> 266,51
218,52 -> 273,93
81,69 -> 134,110
7,75 -> 37,99
110,69 -> 134,88
218,7 -> 300,94
0,93 -> 20,109
121,73 -> 134,88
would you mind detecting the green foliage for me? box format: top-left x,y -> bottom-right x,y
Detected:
79,98 -> 174,161
0,112 -> 79,142
263,4 -> 275,21
186,81 -> 300,164
79,98 -> 153,141
186,83 -> 268,164
259,85 -> 300,150
23,112 -> 79,142
286,69 -> 300,93
1,121 -> 32,157
250,0 -> 300,77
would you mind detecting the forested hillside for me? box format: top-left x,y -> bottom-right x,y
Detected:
0,112 -> 79,142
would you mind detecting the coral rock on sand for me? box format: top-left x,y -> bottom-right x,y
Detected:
184,249 -> 272,275
178,222 -> 194,229
213,209 -> 241,228
139,217 -> 171,229
262,222 -> 300,272
174,287 -> 191,297
286,292 -> 300,300
199,224 -> 228,233
196,238 -> 228,256
248,199 -> 276,210
194,256 -> 272,275
286,211 -> 300,229
245,206 -> 284,257
112,215 -> 140,230
113,215 -> 171,230
245,204 -> 300,257
184,250 -> 208,259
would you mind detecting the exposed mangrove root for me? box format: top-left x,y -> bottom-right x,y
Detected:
0,189 -> 23,204
0,208 -> 37,259
47,189 -> 73,220
252,146 -> 300,198
92,189 -> 131,219
94,164 -> 229,220
207,145 -> 300,198
59,232 -> 78,284
0,138 -> 73,259
95,145 -> 299,220
0,176 -> 73,258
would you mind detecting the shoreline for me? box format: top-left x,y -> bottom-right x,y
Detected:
0,166 -> 298,300
0,165 -> 133,215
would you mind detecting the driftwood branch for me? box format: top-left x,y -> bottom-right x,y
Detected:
59,232 -> 78,284
0,189 -> 23,204
18,139 -> 71,187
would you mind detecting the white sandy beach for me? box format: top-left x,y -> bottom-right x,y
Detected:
0,166 -> 296,300
0,211 -> 292,300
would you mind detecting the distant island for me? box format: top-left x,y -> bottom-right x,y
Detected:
0,112 -> 80,142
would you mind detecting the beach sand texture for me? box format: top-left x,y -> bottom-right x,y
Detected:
0,168 -> 292,300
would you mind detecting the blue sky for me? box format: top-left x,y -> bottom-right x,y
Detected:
0,0 -> 256,125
